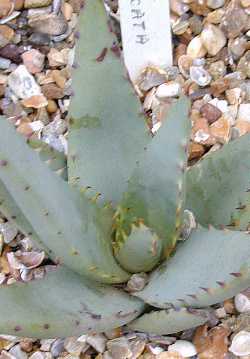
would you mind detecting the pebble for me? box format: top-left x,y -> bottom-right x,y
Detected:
28,12 -> 68,36
188,142 -> 205,160
21,49 -> 45,74
241,0 -> 250,7
220,4 -> 248,39
21,94 -> 48,108
64,337 -> 88,356
193,325 -> 229,359
192,116 -> 215,145
46,99 -> 58,113
50,339 -> 64,357
52,70 -> 67,89
180,209 -> 196,240
235,293 -> 250,313
86,334 -> 107,353
208,60 -> 226,80
0,0 -> 12,18
190,66 -> 211,87
201,24 -> 226,56
0,44 -> 24,63
168,340 -> 197,358
8,65 -> 41,99
0,25 -> 14,48
24,0 -> 52,8
0,222 -> 18,244
234,120 -> 250,135
106,337 -> 132,359
127,272 -> 148,292
237,104 -> 250,123
186,36 -> 207,59
200,102 -> 222,124
229,331 -> 250,356
206,0 -> 224,9
0,56 -> 10,69
155,82 -> 181,98
228,37 -> 247,60
19,339 -> 33,353
28,32 -> 50,46
226,88 -> 242,105
210,116 -> 231,143
41,83 -> 64,99
9,345 -> 27,359
47,48 -> 67,67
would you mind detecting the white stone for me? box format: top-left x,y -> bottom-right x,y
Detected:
237,104 -> 250,122
209,98 -> 228,113
190,66 -> 211,87
229,331 -> 250,356
235,293 -> 250,313
9,345 -> 27,359
187,35 -> 207,59
8,65 -> 41,99
0,222 -> 18,244
168,340 -> 197,357
86,334 -> 107,353
156,82 -> 181,98
201,24 -> 226,56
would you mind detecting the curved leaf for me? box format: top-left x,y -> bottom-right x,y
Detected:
186,134 -> 250,230
129,308 -> 208,335
68,0 -> 151,204
135,226 -> 250,308
0,266 -> 144,338
0,117 -> 129,283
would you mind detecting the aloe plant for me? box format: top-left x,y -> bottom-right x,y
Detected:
0,0 -> 249,338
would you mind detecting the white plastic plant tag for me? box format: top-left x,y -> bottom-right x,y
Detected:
119,0 -> 172,82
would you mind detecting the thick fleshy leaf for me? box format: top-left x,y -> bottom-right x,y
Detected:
114,223 -> 162,273
68,0 -> 151,204
129,308 -> 209,335
27,139 -> 67,180
0,117 -> 129,283
0,180 -> 47,252
0,266 -> 144,338
119,98 -> 191,256
186,133 -> 250,230
135,226 -> 250,308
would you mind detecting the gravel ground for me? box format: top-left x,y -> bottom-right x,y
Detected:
0,0 -> 249,357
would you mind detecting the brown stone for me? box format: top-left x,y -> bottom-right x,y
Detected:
21,49 -> 45,74
0,25 -> 14,48
0,0 -> 12,18
189,142 -> 205,160
24,0 -> 52,8
20,339 -> 33,352
68,0 -> 83,13
28,12 -> 68,36
200,103 -> 222,124
0,84 -> 5,97
210,78 -> 229,97
193,325 -> 230,359
234,120 -> 250,136
14,0 -> 24,10
62,2 -> 73,21
46,99 -> 58,113
22,95 -> 48,109
16,122 -> 34,137
41,83 -> 64,99
210,116 -> 231,143
220,4 -> 248,38
192,117 -> 215,145
223,299 -> 236,314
